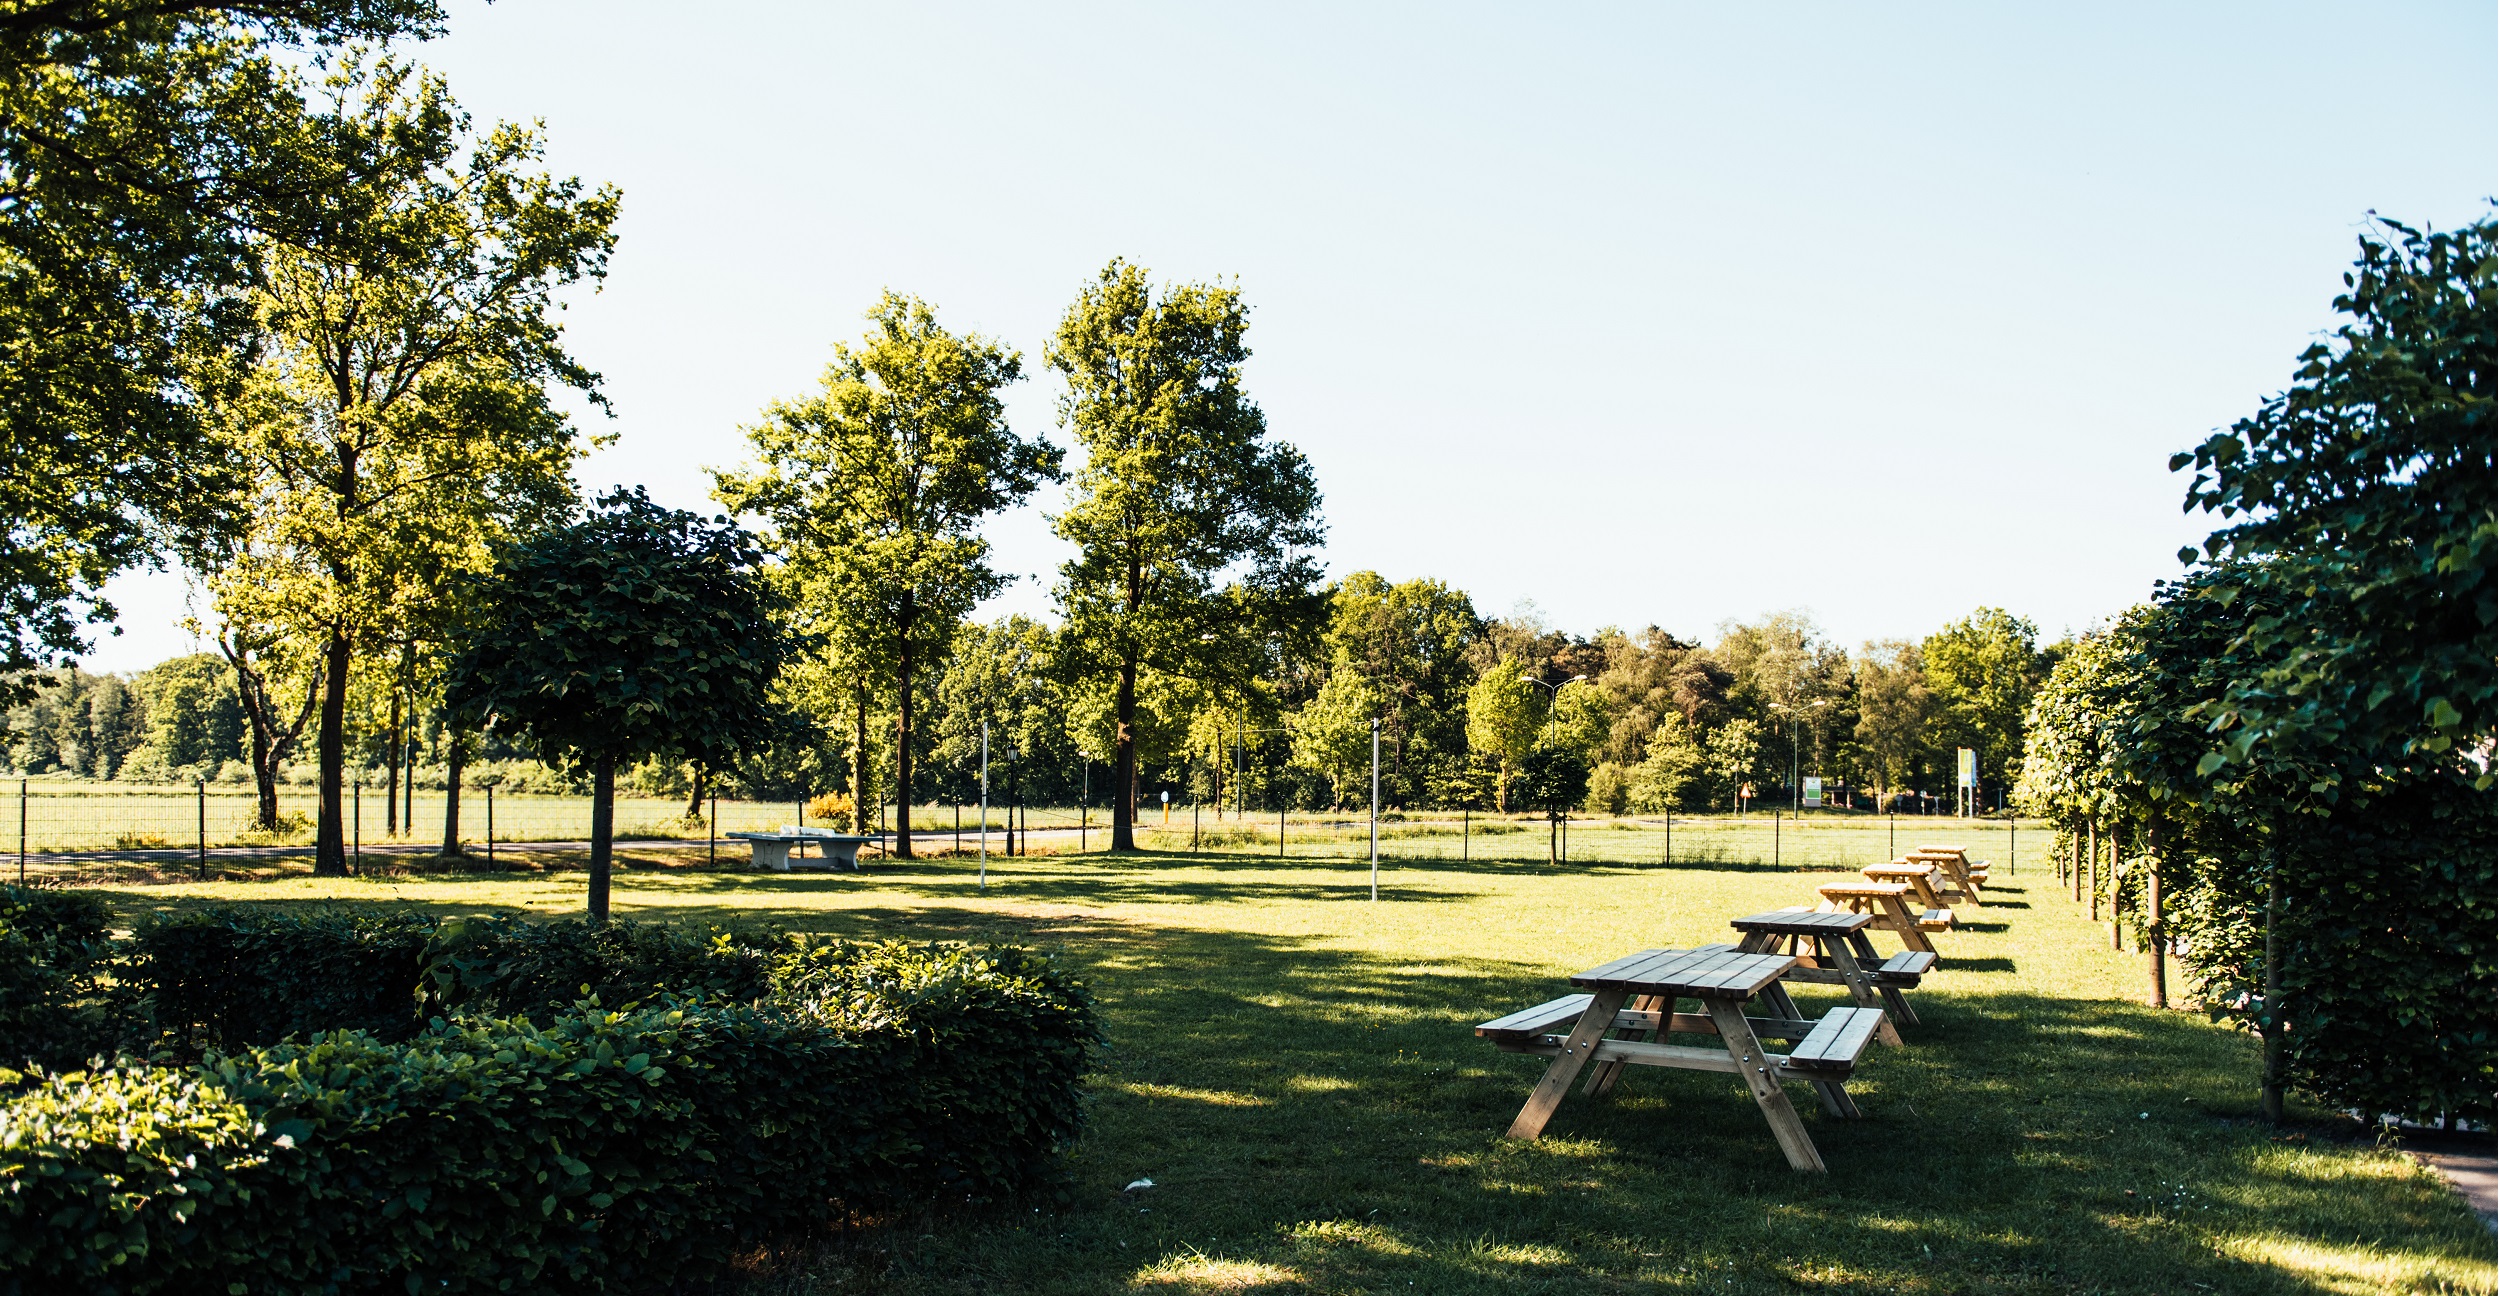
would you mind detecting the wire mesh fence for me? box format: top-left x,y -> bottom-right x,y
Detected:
2,779 -> 2037,878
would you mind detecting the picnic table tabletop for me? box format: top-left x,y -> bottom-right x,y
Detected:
1815,880 -> 1939,954
1729,908 -> 1918,1033
1862,861 -> 1956,915
1490,944 -> 1888,1172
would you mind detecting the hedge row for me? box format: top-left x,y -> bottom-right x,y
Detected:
0,886 -> 115,1070
0,903 -> 1100,1295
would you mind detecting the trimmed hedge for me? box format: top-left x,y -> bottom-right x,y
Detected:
419,913 -> 772,1020
0,934 -> 1100,1295
123,907 -> 436,1052
0,885 -> 116,1070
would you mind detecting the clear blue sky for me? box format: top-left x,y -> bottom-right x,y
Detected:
84,1 -> 2497,670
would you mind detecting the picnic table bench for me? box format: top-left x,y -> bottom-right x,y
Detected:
1909,846 -> 1991,903
1478,946 -> 1887,1172
1730,908 -> 1929,1028
1862,861 -> 1961,919
1814,880 -> 1942,953
724,826 -> 887,872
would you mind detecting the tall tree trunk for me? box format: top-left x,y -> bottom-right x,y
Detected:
385,686 -> 401,835
222,639 -> 319,832
440,726 -> 465,858
313,628 -> 351,877
2086,819 -> 2098,916
2261,842 -> 2284,1124
684,767 -> 708,820
587,751 -> 614,923
895,625 -> 915,859
2146,811 -> 2167,1007
852,682 -> 870,837
1112,655 -> 1138,852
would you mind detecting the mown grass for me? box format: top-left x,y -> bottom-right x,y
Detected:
80,844 -> 2491,1295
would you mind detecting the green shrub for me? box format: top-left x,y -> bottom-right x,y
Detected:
0,885 -> 117,1071
123,907 -> 435,1052
419,914 -> 772,1020
0,940 -> 1100,1295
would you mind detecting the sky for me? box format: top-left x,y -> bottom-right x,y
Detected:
80,1 -> 2498,672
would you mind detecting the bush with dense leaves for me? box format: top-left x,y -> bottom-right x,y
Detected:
122,906 -> 436,1052
419,913 -> 772,1020
0,885 -> 116,1070
0,933 -> 1100,1295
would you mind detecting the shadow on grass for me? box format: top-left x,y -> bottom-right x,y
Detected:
87,861 -> 2490,1294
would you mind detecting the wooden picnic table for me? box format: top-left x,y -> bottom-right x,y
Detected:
1862,861 -> 1959,920
1477,946 -> 1887,1172
1814,880 -> 1939,954
1729,909 -> 1930,1030
1909,846 -> 1991,903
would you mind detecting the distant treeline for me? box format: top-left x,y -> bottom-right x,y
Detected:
10,589 -> 2051,817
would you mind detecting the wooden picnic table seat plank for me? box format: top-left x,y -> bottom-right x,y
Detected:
1476,993 -> 1595,1042
1785,1007 -> 1888,1071
1878,950 -> 1940,978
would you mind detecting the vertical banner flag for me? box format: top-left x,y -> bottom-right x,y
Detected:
1956,747 -> 1978,789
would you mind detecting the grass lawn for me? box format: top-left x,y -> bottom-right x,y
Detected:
85,846 -> 2491,1294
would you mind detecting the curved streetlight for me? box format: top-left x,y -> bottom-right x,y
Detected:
1521,674 -> 1587,864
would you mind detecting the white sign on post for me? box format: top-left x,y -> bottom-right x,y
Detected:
1802,776 -> 1822,809
1956,748 -> 1978,789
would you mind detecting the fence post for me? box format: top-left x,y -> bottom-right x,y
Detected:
17,778 -> 25,884
196,779 -> 207,880
709,793 -> 717,868
1368,719 -> 1378,901
486,785 -> 495,868
353,776 -> 361,872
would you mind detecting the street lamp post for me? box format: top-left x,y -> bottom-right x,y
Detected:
1521,674 -> 1586,865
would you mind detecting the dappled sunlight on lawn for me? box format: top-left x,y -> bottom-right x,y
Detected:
80,847 -> 2494,1295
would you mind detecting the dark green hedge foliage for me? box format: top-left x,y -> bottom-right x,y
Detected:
0,934 -> 1099,1296
0,885 -> 115,1069
419,913 -> 772,1020
2173,770 -> 2497,1125
123,906 -> 436,1052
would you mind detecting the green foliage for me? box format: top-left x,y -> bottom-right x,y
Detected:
1517,745 -> 1588,820
1463,659 -> 1538,808
0,885 -> 117,1070
1320,573 -> 1482,806
1851,638 -> 1934,797
2172,212 -> 2495,786
1048,259 -> 1326,847
0,924 -> 1099,1293
1627,711 -> 1704,812
124,906 -> 435,1052
419,915 -> 771,1021
1289,669 -> 1381,807
1921,608 -> 2047,793
0,2 -> 448,699
715,293 -> 1062,852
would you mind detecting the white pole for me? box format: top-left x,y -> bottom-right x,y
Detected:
1369,718 -> 1380,902
979,722 -> 989,891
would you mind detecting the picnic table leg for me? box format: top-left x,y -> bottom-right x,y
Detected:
1701,997 -> 1824,1172
1506,988 -> 1629,1140
1819,936 -> 1903,1043
1588,993 -> 1662,1098
1846,931 -> 1919,1026
1879,895 -> 1935,953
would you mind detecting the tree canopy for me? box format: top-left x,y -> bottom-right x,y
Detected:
445,490 -> 789,920
1048,259 -> 1325,850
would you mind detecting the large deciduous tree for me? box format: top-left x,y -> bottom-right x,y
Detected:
445,491 -> 790,922
1921,608 -> 2046,795
0,1 -> 446,699
1048,260 -> 1325,851
714,293 -> 1059,858
196,57 -> 616,876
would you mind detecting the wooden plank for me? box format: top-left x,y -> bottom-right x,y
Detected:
1572,949 -> 1669,983
1505,988 -> 1629,1139
1879,951 -> 1940,977
1817,933 -> 1903,1046
1703,997 -> 1825,1173
1477,993 -> 1593,1040
1878,894 -> 1936,954
1789,1007 -> 1887,1071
